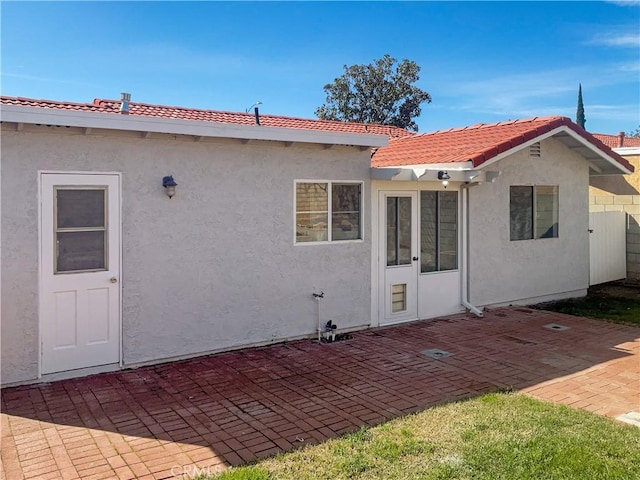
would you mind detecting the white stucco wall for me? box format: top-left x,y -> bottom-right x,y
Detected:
1,125 -> 372,384
468,137 -> 590,306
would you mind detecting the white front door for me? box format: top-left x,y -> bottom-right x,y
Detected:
40,173 -> 121,374
379,191 -> 419,325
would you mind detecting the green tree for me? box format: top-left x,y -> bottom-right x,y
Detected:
627,126 -> 640,138
315,54 -> 431,131
576,83 -> 586,129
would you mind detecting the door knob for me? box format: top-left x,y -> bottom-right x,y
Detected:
110,277 -> 118,284
412,256 -> 419,261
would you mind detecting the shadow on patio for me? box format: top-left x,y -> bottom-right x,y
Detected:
2,307 -> 638,480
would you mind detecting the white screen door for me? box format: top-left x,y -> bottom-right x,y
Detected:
40,173 -> 121,374
380,191 -> 419,325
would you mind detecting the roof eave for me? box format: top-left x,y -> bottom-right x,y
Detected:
371,164 -> 497,184
0,104 -> 388,148
372,161 -> 474,171
476,126 -> 633,175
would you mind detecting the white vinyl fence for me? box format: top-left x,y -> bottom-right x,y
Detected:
589,211 -> 627,285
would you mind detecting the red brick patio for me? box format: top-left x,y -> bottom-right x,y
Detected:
1,307 -> 638,480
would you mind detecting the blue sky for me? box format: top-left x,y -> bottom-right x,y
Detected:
1,1 -> 638,134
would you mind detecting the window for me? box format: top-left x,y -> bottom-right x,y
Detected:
510,185 -> 558,241
54,187 -> 108,273
420,191 -> 458,272
386,196 -> 412,266
295,182 -> 362,243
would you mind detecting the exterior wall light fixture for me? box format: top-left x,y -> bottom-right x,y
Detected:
438,171 -> 451,188
162,175 -> 177,199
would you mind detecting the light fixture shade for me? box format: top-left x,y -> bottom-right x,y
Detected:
162,175 -> 177,198
438,171 -> 450,189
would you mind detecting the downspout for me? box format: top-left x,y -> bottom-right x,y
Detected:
460,183 -> 484,317
313,291 -> 324,342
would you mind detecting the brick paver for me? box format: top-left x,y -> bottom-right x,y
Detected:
2,307 -> 638,479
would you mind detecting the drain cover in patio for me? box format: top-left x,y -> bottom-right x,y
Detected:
420,348 -> 453,359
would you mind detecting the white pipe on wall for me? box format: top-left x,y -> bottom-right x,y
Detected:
460,184 -> 484,317
313,291 -> 324,342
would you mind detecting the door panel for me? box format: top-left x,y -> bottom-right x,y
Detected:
41,173 -> 121,374
54,291 -> 78,347
87,288 -> 110,344
380,192 -> 418,325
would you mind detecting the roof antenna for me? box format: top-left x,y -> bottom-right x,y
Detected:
246,101 -> 262,126
245,101 -> 262,113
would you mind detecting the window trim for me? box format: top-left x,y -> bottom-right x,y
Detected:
294,179 -> 364,245
54,186 -> 109,274
509,184 -> 559,241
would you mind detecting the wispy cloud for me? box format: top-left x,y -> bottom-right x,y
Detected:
435,63 -> 639,124
99,43 -> 327,81
585,104 -> 640,123
440,68 -> 580,112
586,33 -> 640,48
604,1 -> 640,6
618,61 -> 640,72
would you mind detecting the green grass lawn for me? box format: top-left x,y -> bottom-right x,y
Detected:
206,393 -> 640,480
537,284 -> 640,326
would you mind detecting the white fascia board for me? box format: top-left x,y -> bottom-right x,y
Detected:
371,168 -> 415,181
0,104 -> 388,148
478,126 -> 633,174
614,147 -> 640,155
560,127 -> 633,174
374,161 -> 474,171
371,165 -> 491,183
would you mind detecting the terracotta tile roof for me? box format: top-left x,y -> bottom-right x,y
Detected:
592,133 -> 640,149
372,116 -> 634,172
0,96 -> 414,139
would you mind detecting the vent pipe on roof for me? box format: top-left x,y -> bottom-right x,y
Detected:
618,131 -> 625,148
120,93 -> 131,114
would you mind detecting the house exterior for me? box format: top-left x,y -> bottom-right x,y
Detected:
1,97 -> 632,385
370,118 -> 633,325
589,133 -> 640,282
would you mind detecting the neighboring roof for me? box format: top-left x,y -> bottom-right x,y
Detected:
372,116 -> 634,174
592,133 -> 640,149
0,96 -> 413,139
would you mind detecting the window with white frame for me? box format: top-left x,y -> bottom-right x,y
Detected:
420,191 -> 458,272
295,182 -> 362,243
510,185 -> 558,241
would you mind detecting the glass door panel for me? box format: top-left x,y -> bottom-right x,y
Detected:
386,196 -> 412,266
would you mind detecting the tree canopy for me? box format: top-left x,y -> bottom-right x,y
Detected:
627,126 -> 640,138
315,54 -> 431,132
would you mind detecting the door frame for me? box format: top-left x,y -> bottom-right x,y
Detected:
372,182 -> 464,328
377,190 -> 420,326
38,170 -> 123,378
